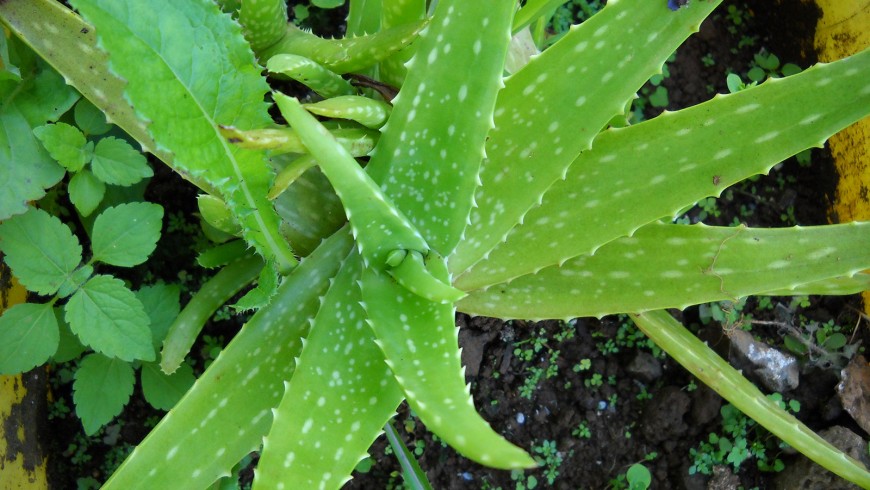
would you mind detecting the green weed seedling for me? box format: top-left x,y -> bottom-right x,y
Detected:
689,394 -> 798,476
3,0 -> 870,488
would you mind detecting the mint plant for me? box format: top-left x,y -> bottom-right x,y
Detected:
2,0 -> 870,488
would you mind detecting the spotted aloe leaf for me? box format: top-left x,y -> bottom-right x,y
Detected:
455,47 -> 870,290
274,93 -> 463,303
71,0 -> 297,273
365,0 -> 515,256
220,125 -> 378,157
450,0 -> 723,274
361,253 -> 536,469
255,251 -> 404,489
259,20 -> 426,74
101,229 -> 352,490
238,0 -> 287,53
632,310 -> 870,488
378,0 -> 426,86
459,222 -> 870,319
267,54 -> 356,98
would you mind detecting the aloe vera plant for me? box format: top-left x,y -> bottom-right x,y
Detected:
2,0 -> 870,487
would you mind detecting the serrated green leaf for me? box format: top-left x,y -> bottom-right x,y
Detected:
68,169 -> 106,217
74,98 -> 113,136
0,42 -> 77,219
140,362 -> 195,411
361,254 -> 535,469
451,0 -> 722,274
160,255 -> 262,375
71,0 -> 297,273
0,302 -> 59,375
0,206 -> 82,296
103,229 -> 352,490
53,307 -> 87,363
90,136 -> 153,186
255,251 -> 404,489
366,0 -> 514,255
33,122 -> 91,172
73,353 -> 135,435
91,202 -> 163,267
65,275 -> 154,362
56,265 -> 94,299
136,283 -> 181,350
312,0 -> 344,8
231,265 -> 276,312
456,48 -> 870,289
0,105 -> 65,220
459,222 -> 870,319
631,310 -> 870,487
260,21 -> 425,75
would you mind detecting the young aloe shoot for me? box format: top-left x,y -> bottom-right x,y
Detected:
272,93 -> 464,304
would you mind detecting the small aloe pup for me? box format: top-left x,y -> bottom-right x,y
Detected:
2,0 -> 870,488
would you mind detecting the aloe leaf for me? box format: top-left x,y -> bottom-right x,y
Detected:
0,0 -> 179,184
254,252 -> 404,490
758,273 -> 870,296
160,255 -> 263,375
71,0 -> 297,273
220,125 -> 378,157
363,0 -> 514,256
103,229 -> 352,490
347,0 -> 382,37
239,0 -> 288,53
456,47 -> 870,290
260,21 -> 425,74
378,0 -> 426,86
450,0 -> 723,274
267,54 -> 356,98
271,164 -> 347,257
512,0 -> 570,34
459,222 -> 870,319
631,310 -> 870,488
304,96 -> 391,129
361,254 -> 535,469
384,421 -> 434,490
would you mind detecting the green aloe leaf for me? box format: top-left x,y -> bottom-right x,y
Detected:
267,54 -> 356,98
90,136 -> 153,186
103,229 -> 352,490
71,0 -> 297,273
0,206 -> 82,296
255,251 -> 404,489
377,0 -> 426,86
456,47 -> 870,289
631,310 -> 870,487
366,0 -> 514,255
68,170 -> 106,217
140,362 -> 196,411
450,0 -> 722,274
238,0 -> 287,53
73,352 -> 135,435
459,222 -> 870,319
274,96 -> 424,259
260,21 -> 425,74
91,202 -> 163,267
160,255 -> 262,375
303,96 -> 391,129
0,302 -> 59,375
65,275 -> 154,362
759,274 -> 870,296
33,122 -> 91,172
361,254 -> 535,469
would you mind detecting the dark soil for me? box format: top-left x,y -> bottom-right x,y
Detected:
39,1 -> 869,489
